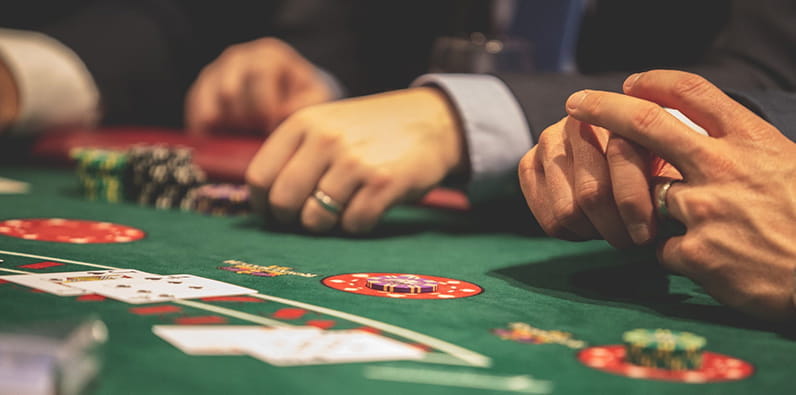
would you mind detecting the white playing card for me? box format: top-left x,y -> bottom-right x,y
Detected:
0,270 -> 157,296
240,327 -> 325,366
73,274 -> 256,304
152,325 -> 274,355
0,177 -> 30,194
244,329 -> 424,366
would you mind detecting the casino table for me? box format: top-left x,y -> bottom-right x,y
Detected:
1,165 -> 794,395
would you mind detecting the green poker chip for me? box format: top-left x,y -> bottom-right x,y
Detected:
623,328 -> 706,370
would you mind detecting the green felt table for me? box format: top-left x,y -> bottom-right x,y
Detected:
0,167 -> 793,395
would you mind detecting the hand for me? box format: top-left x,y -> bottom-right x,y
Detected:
245,87 -> 466,234
0,58 -> 20,133
566,70 -> 796,321
185,37 -> 334,136
518,116 -> 680,248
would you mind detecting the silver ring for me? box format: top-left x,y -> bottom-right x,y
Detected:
312,189 -> 343,215
656,179 -> 680,219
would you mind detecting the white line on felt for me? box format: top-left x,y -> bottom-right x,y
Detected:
173,299 -> 294,328
250,293 -> 492,368
363,366 -> 553,394
0,267 -> 32,274
0,249 -> 490,367
0,250 -> 117,269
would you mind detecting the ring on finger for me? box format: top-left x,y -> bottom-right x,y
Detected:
655,178 -> 682,219
312,189 -> 343,215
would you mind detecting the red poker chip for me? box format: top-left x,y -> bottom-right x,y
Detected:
578,345 -> 754,383
322,273 -> 483,299
0,218 -> 146,244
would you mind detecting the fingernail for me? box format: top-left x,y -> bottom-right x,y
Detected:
566,90 -> 589,111
623,73 -> 642,92
628,223 -> 651,245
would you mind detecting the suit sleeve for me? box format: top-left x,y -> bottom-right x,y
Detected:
500,0 -> 796,143
37,1 -> 280,127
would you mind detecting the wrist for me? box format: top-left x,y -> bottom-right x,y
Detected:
413,86 -> 470,179
0,59 -> 20,132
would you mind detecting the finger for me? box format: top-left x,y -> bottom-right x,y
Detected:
605,134 -> 656,245
566,89 -> 712,180
567,119 -> 633,248
657,235 -> 692,277
340,173 -> 407,234
623,70 -> 769,141
215,59 -> 252,131
300,156 -> 366,233
245,118 -> 305,191
536,122 -> 600,240
247,64 -> 281,133
653,177 -> 688,225
268,131 -> 334,223
185,70 -> 221,136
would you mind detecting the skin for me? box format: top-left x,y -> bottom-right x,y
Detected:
185,37 -> 334,136
245,87 -> 466,234
522,70 -> 796,320
0,58 -> 20,133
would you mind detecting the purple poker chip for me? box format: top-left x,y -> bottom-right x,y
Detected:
365,275 -> 439,294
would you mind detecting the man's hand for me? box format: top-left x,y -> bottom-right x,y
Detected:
245,87 -> 466,234
0,58 -> 20,132
185,37 -> 334,136
565,70 -> 796,321
518,115 -> 680,248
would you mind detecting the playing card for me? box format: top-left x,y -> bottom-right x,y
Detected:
0,177 -> 30,194
0,270 -> 157,296
244,329 -> 424,366
152,325 -> 273,355
73,274 -> 256,304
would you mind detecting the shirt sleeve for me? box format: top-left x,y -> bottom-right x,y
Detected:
412,73 -> 533,202
0,28 -> 100,135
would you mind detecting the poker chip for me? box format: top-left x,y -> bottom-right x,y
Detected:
322,273 -> 482,299
578,345 -> 754,383
0,218 -> 146,244
623,328 -> 705,370
71,148 -> 128,203
190,184 -> 251,216
124,145 -> 205,210
365,275 -> 438,294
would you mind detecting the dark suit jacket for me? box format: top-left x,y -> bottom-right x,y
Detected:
0,0 -> 457,128
500,0 -> 796,142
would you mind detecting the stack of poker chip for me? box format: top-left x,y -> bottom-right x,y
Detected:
184,183 -> 251,215
124,145 -> 206,209
365,275 -> 439,294
623,328 -> 706,370
71,148 -> 128,202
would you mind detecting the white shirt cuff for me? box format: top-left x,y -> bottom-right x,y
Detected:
412,73 -> 532,202
0,28 -> 100,135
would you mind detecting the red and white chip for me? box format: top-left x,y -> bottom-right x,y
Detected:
322,273 -> 483,299
578,345 -> 754,383
0,218 -> 146,244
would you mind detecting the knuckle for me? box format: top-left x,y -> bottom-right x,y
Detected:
682,194 -> 716,222
549,200 -> 581,229
574,179 -> 609,210
630,104 -> 666,132
578,91 -> 605,116
614,191 -> 647,217
366,169 -> 396,190
605,136 -> 640,161
671,73 -> 713,101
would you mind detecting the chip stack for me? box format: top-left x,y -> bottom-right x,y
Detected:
124,145 -> 206,209
71,148 -> 128,202
623,328 -> 705,370
186,184 -> 250,216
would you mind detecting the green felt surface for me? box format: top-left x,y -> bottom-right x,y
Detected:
0,167 -> 793,395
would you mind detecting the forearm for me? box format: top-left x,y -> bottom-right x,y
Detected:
0,58 -> 19,133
